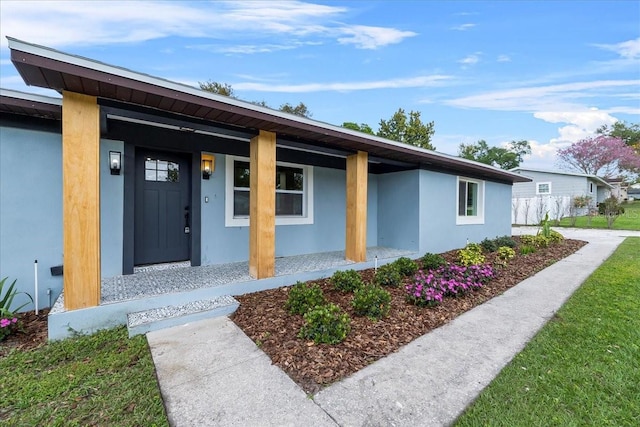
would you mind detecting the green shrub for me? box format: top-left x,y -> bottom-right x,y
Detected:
539,212 -> 552,237
330,269 -> 364,292
534,235 -> 551,248
299,303 -> 351,344
374,263 -> 402,287
457,243 -> 485,266
392,257 -> 418,277
285,281 -> 326,315
598,196 -> 625,229
352,285 -> 391,320
598,197 -> 625,216
494,235 -> 517,248
421,253 -> 446,271
520,235 -> 537,246
520,234 -> 551,248
497,246 -> 516,263
520,245 -> 537,255
480,237 -> 499,253
548,230 -> 564,243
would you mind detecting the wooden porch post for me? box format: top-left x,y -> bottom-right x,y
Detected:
62,91 -> 101,309
249,130 -> 276,279
345,150 -> 368,262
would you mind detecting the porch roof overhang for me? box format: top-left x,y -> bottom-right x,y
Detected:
0,88 -> 62,120
8,37 -> 530,183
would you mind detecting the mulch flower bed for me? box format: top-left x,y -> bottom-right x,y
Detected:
1,237 -> 587,395
232,237 -> 587,394
0,309 -> 49,357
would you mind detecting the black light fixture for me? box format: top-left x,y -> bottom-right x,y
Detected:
109,151 -> 121,175
202,158 -> 213,179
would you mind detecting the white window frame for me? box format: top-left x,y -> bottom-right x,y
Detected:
225,155 -> 314,227
536,182 -> 552,195
456,176 -> 485,225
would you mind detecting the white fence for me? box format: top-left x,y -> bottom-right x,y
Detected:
511,196 -> 590,225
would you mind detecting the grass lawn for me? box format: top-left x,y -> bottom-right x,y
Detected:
455,237 -> 640,426
0,327 -> 168,426
557,200 -> 640,230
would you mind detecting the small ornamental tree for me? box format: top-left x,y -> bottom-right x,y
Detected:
598,196 -> 625,229
556,136 -> 640,179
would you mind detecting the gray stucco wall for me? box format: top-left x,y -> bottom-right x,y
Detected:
100,139 -> 124,278
419,171 -> 512,254
0,125 -> 63,311
200,155 -> 379,265
377,170 -> 420,251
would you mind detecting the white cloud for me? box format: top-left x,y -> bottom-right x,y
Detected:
520,139 -> 565,169
445,80 -> 640,112
336,25 -> 417,49
458,52 -> 481,65
233,74 -> 453,93
534,109 -> 618,145
497,54 -> 511,62
451,23 -> 476,31
594,37 -> 640,59
445,81 -> 637,170
0,1 -> 415,51
534,110 -> 617,132
190,43 -> 300,55
519,109 -> 620,168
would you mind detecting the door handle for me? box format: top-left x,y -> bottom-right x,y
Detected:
184,206 -> 190,234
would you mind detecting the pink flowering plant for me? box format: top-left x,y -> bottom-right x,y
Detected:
1,277 -> 32,341
405,263 -> 494,306
0,317 -> 19,340
405,269 -> 445,306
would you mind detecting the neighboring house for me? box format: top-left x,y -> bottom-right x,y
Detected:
0,38 -> 529,338
510,167 -> 612,225
606,177 -> 628,202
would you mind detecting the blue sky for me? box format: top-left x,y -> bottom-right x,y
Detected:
1,1 -> 638,169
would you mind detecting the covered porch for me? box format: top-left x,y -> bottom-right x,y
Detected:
48,246 -> 415,339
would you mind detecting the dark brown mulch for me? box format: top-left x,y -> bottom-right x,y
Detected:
0,309 -> 50,357
232,238 -> 587,394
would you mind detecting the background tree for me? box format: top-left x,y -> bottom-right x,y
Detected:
279,102 -> 312,118
342,122 -> 375,135
596,121 -> 640,153
556,135 -> 640,178
377,108 -> 435,150
198,80 -> 235,97
199,81 -> 311,117
458,139 -> 531,170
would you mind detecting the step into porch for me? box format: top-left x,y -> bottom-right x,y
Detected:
127,295 -> 239,337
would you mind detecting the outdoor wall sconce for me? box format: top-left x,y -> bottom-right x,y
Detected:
201,154 -> 215,179
109,151 -> 121,175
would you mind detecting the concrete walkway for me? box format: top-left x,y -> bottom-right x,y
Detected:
147,229 -> 639,427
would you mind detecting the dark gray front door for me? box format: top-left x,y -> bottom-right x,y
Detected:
134,150 -> 191,266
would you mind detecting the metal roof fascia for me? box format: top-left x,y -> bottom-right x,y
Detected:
0,87 -> 62,106
7,37 -> 529,184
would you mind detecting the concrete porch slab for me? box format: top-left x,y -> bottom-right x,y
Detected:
48,246 -> 416,340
